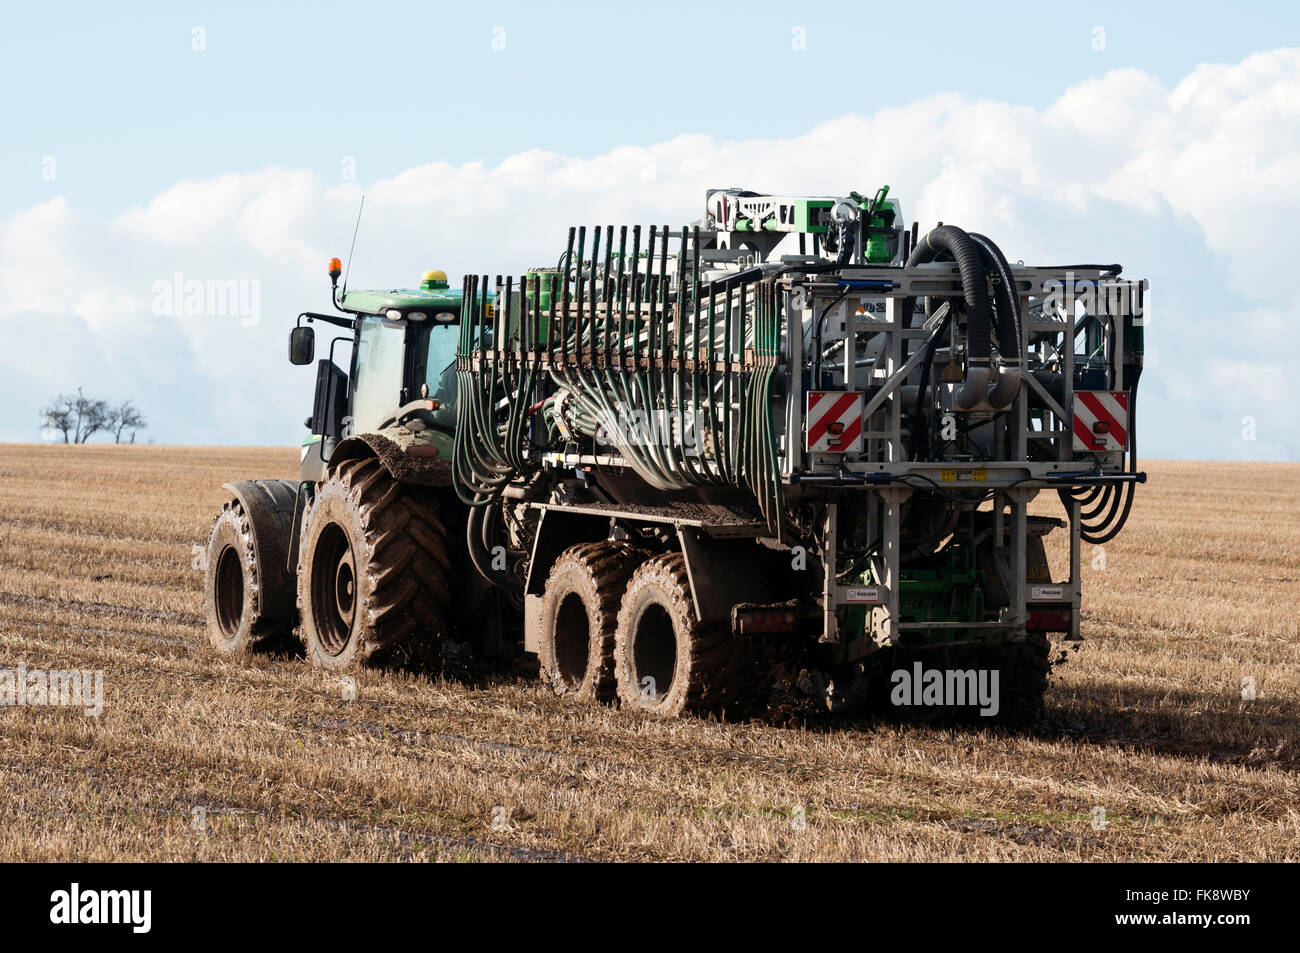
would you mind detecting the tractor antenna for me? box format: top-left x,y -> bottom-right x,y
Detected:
342,194 -> 365,294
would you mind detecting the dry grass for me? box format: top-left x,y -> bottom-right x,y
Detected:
0,444 -> 1296,861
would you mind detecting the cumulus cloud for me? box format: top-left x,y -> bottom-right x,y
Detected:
1,48 -> 1297,459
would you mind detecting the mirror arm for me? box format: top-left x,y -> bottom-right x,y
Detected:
298,311 -> 356,331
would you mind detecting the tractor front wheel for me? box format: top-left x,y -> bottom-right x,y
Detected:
298,457 -> 451,672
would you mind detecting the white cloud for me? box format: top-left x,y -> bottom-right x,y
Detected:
1,48 -> 1298,459
1206,359 -> 1289,405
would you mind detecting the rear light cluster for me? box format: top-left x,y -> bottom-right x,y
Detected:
736,609 -> 798,634
1027,608 -> 1071,632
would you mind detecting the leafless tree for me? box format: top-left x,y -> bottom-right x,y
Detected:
39,389 -> 122,444
74,390 -> 110,443
107,399 -> 147,444
40,394 -> 75,443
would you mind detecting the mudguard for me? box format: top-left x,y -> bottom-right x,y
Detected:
221,479 -> 301,619
328,427 -> 453,487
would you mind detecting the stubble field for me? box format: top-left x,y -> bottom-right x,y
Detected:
0,444 -> 1296,861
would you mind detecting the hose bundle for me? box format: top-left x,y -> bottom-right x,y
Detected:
451,273 -> 541,507
451,224 -> 787,535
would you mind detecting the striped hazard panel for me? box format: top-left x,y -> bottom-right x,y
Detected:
1072,390 -> 1129,452
806,391 -> 864,452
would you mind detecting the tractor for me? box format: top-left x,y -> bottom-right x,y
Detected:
202,262 -> 503,672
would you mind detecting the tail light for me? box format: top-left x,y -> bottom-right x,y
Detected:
1027,608 -> 1071,633
736,608 -> 798,635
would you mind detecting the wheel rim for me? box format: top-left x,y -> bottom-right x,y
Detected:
311,522 -> 355,655
630,603 -> 676,702
334,550 -> 356,624
552,592 -> 591,689
213,544 -> 245,638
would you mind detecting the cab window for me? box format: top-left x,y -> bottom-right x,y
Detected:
413,322 -> 459,430
350,315 -> 407,434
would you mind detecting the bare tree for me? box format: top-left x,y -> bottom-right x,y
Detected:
39,389 -> 123,444
40,394 -> 76,443
73,389 -> 110,443
107,399 -> 147,444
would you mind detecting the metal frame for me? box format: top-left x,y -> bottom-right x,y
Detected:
786,263 -> 1145,644
784,263 -> 1143,485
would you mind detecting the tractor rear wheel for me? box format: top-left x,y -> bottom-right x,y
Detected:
613,552 -> 748,718
298,456 -> 451,672
538,542 -> 639,703
204,497 -> 296,656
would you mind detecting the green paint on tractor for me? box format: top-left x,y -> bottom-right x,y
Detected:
340,286 -> 465,317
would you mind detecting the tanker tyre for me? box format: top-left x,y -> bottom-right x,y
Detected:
204,499 -> 296,656
538,542 -> 638,704
980,631 -> 1050,727
867,632 -> 1050,727
298,456 -> 451,673
613,552 -> 747,719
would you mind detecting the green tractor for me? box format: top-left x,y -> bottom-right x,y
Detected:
201,260 -> 505,672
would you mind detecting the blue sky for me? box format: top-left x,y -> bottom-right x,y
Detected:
2,1 -> 1290,217
1,2 -> 1297,460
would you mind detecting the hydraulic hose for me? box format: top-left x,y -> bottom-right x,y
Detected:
903,226 -> 1025,411
968,232 -> 1022,410
467,497 -> 523,601
907,304 -> 954,459
903,225 -> 994,411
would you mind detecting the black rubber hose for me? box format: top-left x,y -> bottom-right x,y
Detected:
467,499 -> 522,598
1072,483 -> 1107,507
811,287 -> 852,387
903,225 -> 993,366
466,500 -> 494,580
967,232 -> 1021,364
908,305 -> 954,459
1080,485 -> 1118,522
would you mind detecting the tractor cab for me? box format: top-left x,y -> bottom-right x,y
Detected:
289,265 -> 473,482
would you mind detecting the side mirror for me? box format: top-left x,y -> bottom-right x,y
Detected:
289,325 -> 315,365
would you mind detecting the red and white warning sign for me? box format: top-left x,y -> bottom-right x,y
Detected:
806,390 -> 864,452
1072,390 -> 1129,452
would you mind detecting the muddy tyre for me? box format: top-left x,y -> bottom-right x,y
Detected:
538,542 -> 638,703
978,631 -> 1050,727
204,498 -> 296,656
871,629 -> 1050,727
613,552 -> 747,718
298,456 -> 451,672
